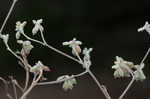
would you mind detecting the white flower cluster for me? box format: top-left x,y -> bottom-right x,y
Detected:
30,61 -> 50,74
63,38 -> 93,69
138,21 -> 150,34
15,21 -> 27,39
83,48 -> 93,68
17,40 -> 34,56
63,38 -> 82,56
32,19 -> 44,35
57,75 -> 77,91
112,56 -> 146,81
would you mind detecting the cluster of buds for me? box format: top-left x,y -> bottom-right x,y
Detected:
32,19 -> 44,35
57,75 -> 77,91
138,21 -> 150,34
15,21 -> 27,39
30,61 -> 50,74
83,48 -> 93,69
112,56 -> 146,81
0,34 -> 9,45
17,40 -> 34,56
63,38 -> 82,56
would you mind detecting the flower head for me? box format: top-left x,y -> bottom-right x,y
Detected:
30,61 -> 50,74
112,56 -> 134,78
134,63 -> 146,81
32,19 -> 44,35
17,40 -> 34,56
0,34 -> 9,45
83,48 -> 93,68
15,21 -> 27,39
57,75 -> 77,91
138,21 -> 150,34
63,38 -> 82,56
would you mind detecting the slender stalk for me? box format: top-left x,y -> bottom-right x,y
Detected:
0,0 -> 18,34
0,77 -> 14,99
21,32 -> 81,64
88,70 -> 111,99
10,77 -> 18,99
20,72 -> 42,99
140,47 -> 150,64
37,71 -> 88,85
119,76 -> 135,99
13,80 -> 24,92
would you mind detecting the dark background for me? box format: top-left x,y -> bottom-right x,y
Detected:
0,0 -> 150,99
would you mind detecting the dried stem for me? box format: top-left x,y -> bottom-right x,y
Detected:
10,76 -> 18,99
0,0 -> 18,34
20,72 -> 42,99
21,32 -> 81,64
37,71 -> 88,85
88,70 -> 111,99
0,77 -> 14,99
119,75 -> 135,99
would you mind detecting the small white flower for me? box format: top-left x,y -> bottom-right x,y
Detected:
21,41 -> 34,55
62,38 -> 82,56
15,21 -> 27,39
57,75 -> 77,91
30,61 -> 50,74
83,48 -> 93,68
134,63 -> 146,81
0,34 -> 9,45
138,21 -> 150,34
32,19 -> 44,35
112,56 -> 134,78
15,21 -> 27,33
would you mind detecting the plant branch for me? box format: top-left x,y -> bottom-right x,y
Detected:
10,76 -> 18,99
20,71 -> 42,99
37,71 -> 88,85
87,70 -> 111,99
0,77 -> 14,99
0,0 -> 18,35
21,32 -> 81,64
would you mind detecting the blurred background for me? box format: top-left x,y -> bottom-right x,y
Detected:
0,0 -> 150,99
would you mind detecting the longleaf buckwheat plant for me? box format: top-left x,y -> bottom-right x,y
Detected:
0,0 -> 149,99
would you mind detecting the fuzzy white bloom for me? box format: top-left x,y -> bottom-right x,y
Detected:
30,61 -> 50,74
134,63 -> 146,81
20,41 -> 34,56
57,75 -> 77,91
138,21 -> 150,34
0,34 -> 9,45
32,19 -> 44,35
15,21 -> 27,39
62,38 -> 82,55
112,56 -> 134,78
83,48 -> 93,68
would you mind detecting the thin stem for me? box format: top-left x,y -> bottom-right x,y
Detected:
20,71 -> 42,99
21,32 -> 81,64
37,71 -> 88,85
119,76 -> 135,99
10,77 -> 18,99
140,47 -> 150,64
87,70 -> 111,99
40,30 -> 47,44
0,0 -> 18,34
13,80 -> 24,92
0,77 -> 14,99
